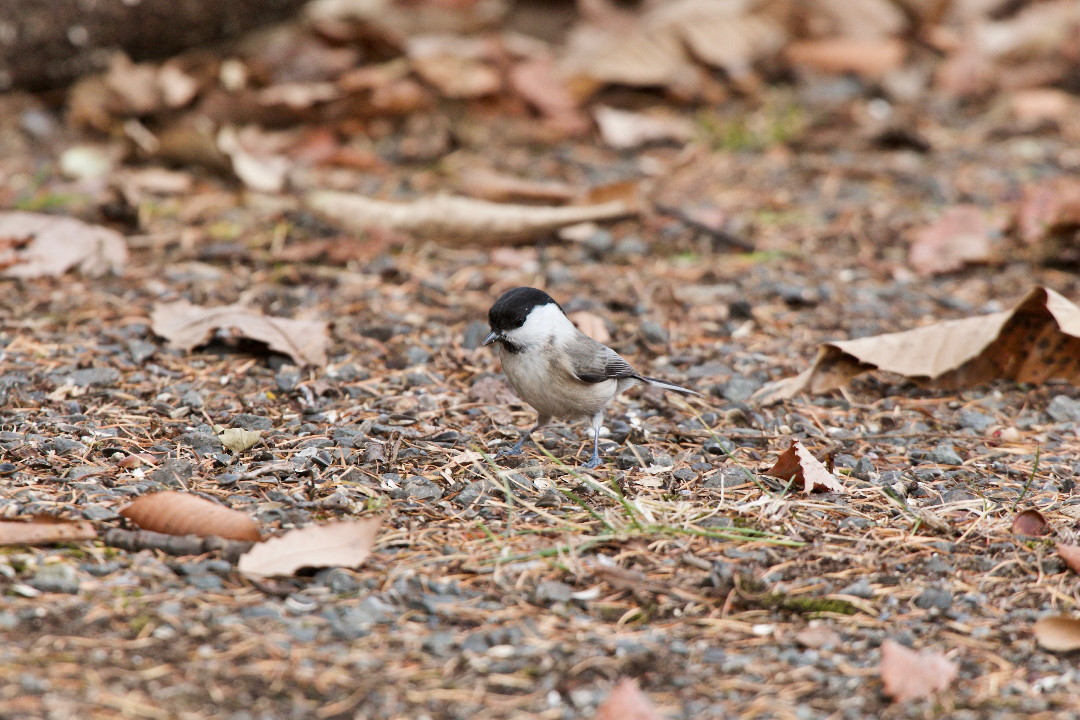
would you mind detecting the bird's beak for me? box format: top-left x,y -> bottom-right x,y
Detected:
482,330 -> 502,346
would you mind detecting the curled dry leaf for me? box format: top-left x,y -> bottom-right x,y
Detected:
1033,616 -> 1080,652
764,439 -> 846,493
238,517 -> 382,579
568,310 -> 611,344
0,212 -> 128,279
305,190 -> 635,242
753,287 -> 1080,403
214,426 -> 263,454
1011,508 -> 1050,537
596,678 -> 662,720
120,491 -> 262,542
151,299 -> 329,367
0,516 -> 97,547
1056,543 -> 1080,574
909,205 -> 996,277
879,639 -> 958,703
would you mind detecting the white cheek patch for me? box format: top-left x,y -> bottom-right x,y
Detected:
509,303 -> 577,346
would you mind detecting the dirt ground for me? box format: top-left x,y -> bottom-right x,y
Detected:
1,2 -> 1080,719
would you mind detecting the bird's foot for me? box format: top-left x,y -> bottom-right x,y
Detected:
499,439 -> 526,457
582,453 -> 603,469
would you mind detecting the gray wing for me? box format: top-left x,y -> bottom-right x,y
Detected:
570,338 -> 643,384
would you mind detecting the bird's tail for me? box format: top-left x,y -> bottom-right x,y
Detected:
640,375 -> 703,397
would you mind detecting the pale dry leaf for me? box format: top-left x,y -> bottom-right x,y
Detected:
1010,88 -> 1080,125
593,106 -> 694,150
0,517 -> 98,547
216,126 -> 290,194
508,57 -> 590,133
150,299 -> 329,367
909,205 -> 995,276
596,678 -> 662,720
763,439 -> 846,493
0,212 -> 128,279
794,624 -> 841,649
214,426 -> 263,454
407,35 -> 502,98
879,639 -> 958,702
753,287 -> 1080,402
455,167 -> 576,204
305,190 -> 635,241
120,491 -> 262,542
785,38 -> 907,77
568,310 -> 611,344
238,517 -> 382,579
1056,543 -> 1080,574
1011,508 -> 1050,536
1033,616 -> 1080,652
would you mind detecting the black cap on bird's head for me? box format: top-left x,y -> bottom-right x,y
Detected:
483,287 -> 561,346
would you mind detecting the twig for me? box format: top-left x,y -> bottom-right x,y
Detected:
102,528 -> 255,563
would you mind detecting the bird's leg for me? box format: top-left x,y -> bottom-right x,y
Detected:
582,413 -> 604,469
502,414 -> 550,456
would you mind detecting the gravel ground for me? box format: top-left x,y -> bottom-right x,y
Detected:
2,63 -> 1080,720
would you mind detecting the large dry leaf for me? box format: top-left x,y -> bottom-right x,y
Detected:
909,205 -> 995,276
238,517 -> 382,579
763,439 -> 846,493
1033,616 -> 1080,652
879,639 -> 958,702
1057,543 -> 1080,574
754,287 -> 1080,402
151,299 -> 329,367
596,678 -> 662,720
0,212 -> 127,279
0,516 -> 97,547
120,491 -> 262,542
305,190 -> 635,242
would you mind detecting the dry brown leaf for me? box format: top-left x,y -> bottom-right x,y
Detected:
880,639 -> 958,702
304,190 -> 635,242
0,516 -> 98,547
795,624 -> 841,649
562,0 -> 786,92
151,299 -> 329,367
120,491 -> 262,542
909,205 -> 995,276
764,440 -> 846,493
785,38 -> 907,77
508,57 -> 590,134
0,212 -> 127,279
1011,508 -> 1050,537
237,517 -> 382,579
1016,178 -> 1080,247
455,167 -> 577,204
596,678 -> 662,720
753,287 -> 1080,402
407,35 -> 502,98
1010,88 -> 1080,125
593,106 -> 694,150
1033,616 -> 1080,652
1056,543 -> 1080,574
568,310 -> 611,344
215,125 -> 291,194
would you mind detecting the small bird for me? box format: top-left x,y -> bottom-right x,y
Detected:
483,287 -> 702,468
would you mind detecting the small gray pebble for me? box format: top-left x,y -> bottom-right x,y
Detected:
232,414 -> 272,431
175,432 -> 220,455
719,377 -> 761,403
81,505 -> 119,521
583,229 -> 614,255
396,475 -> 443,501
64,367 -> 120,387
640,320 -> 668,345
1047,395 -> 1080,423
45,438 -> 87,456
914,586 -> 953,611
30,564 -> 80,594
929,444 -> 963,466
852,456 -> 875,480
276,369 -> 300,392
180,390 -> 203,409
462,321 -> 490,350
840,578 -> 874,599
957,409 -> 995,432
614,235 -> 648,257
533,580 -> 574,605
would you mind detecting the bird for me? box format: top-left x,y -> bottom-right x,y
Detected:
482,286 -> 701,468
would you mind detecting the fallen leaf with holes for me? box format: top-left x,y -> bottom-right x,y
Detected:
1011,509 -> 1050,536
0,517 -> 98,547
1033,616 -> 1080,652
1057,543 -> 1080,574
120,491 -> 262,542
909,205 -> 996,277
753,287 -> 1080,402
764,440 -> 846,493
151,299 -> 328,367
0,212 -> 128,279
596,678 -> 662,720
880,639 -> 958,702
305,190 -> 635,242
238,517 -> 382,579
214,426 -> 263,454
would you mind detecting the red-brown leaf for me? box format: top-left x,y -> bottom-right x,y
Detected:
1011,508 -> 1050,536
1056,543 -> 1080,574
764,439 -> 846,493
120,491 -> 261,542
